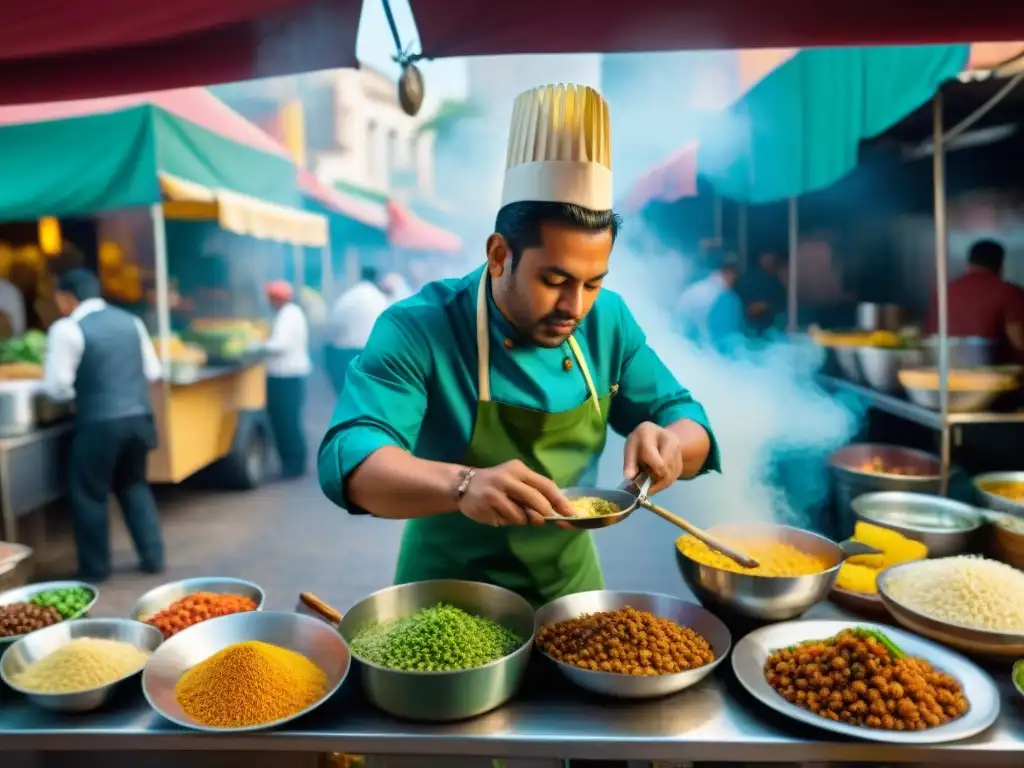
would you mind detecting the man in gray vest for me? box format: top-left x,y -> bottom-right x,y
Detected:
42,269 -> 165,582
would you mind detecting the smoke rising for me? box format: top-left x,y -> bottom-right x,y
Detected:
424,52 -> 865,532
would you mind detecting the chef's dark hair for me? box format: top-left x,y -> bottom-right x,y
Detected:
968,239 -> 1005,273
57,268 -> 101,301
495,202 -> 621,271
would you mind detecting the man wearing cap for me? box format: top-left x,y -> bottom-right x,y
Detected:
264,281 -> 312,478
318,85 -> 719,605
42,268 -> 165,581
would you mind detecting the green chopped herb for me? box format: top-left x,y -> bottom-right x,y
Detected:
350,603 -> 523,672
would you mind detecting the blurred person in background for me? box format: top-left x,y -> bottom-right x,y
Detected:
263,281 -> 312,478
380,272 -> 413,304
926,239 -> 1024,363
674,249 -> 744,352
736,250 -> 787,335
324,266 -> 389,394
42,268 -> 164,581
0,269 -> 25,339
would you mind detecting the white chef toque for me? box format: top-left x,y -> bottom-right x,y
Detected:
500,84 -> 612,211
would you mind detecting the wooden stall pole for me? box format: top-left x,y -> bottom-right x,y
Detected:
787,197 -> 799,333
932,91 -> 952,495
150,204 -> 171,371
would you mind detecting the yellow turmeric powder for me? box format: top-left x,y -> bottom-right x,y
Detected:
174,640 -> 327,728
676,535 -> 830,577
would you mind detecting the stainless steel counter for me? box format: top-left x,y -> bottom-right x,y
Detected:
0,422 -> 73,542
1,604 -> 1021,763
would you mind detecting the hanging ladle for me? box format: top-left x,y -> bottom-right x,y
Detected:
552,473 -> 761,569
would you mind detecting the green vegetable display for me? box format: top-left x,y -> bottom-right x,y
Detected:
1013,660 -> 1024,692
30,586 -> 94,620
0,330 -> 47,365
350,603 -> 523,672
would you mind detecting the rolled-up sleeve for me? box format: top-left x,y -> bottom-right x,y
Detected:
317,307 -> 432,511
608,298 -> 721,474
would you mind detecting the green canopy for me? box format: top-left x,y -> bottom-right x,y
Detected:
0,93 -> 302,223
697,45 -> 971,204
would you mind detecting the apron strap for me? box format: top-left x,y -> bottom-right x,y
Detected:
567,337 -> 602,415
477,269 -> 601,414
476,271 -> 492,402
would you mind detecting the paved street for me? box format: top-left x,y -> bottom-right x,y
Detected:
28,372 -> 699,619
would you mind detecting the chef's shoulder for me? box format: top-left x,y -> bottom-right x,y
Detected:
361,274 -> 469,365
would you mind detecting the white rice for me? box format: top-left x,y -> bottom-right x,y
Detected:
886,555 -> 1024,633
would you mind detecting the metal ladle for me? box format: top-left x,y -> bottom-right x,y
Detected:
554,473 -> 761,569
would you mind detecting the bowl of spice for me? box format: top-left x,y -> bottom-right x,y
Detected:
334,580 -> 534,721
141,610 -> 349,732
534,590 -> 731,698
131,577 -> 264,639
0,618 -> 161,712
0,580 -> 99,645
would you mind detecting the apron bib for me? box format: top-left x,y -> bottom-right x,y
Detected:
394,271 -> 611,606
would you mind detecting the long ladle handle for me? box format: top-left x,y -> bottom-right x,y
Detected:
299,592 -> 343,624
639,499 -> 761,569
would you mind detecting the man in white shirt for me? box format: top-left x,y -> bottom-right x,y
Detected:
0,274 -> 26,338
264,280 -> 312,478
380,272 -> 413,304
43,269 -> 165,582
324,267 -> 389,394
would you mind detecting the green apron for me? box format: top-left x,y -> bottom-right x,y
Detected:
394,271 -> 612,606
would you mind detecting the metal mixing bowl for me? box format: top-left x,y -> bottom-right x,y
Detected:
0,580 -> 100,645
337,580 -> 534,721
851,491 -> 982,558
534,590 -> 730,698
675,523 -> 872,621
834,347 -> 863,383
855,347 -> 924,394
142,611 -> 349,732
922,336 -> 994,368
973,471 -> 1024,516
902,384 -> 1004,413
877,563 -> 1024,658
1,618 -> 162,713
131,577 -> 265,622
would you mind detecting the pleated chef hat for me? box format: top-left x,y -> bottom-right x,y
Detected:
500,84 -> 612,211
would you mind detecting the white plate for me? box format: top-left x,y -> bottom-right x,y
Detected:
732,619 -> 1001,744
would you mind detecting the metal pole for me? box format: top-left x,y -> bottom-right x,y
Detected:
738,203 -> 748,271
712,195 -> 724,244
787,197 -> 799,333
321,230 -> 334,301
933,91 -> 951,495
293,243 -> 306,294
150,204 -> 171,371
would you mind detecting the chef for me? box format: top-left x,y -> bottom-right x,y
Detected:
42,268 -> 165,581
263,280 -> 312,478
318,84 -> 720,605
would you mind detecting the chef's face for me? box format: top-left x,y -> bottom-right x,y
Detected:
487,222 -> 613,348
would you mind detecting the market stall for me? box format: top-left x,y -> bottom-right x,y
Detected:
0,88 -> 330,540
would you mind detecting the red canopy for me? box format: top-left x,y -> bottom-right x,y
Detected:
409,1 -> 1024,56
0,0 -> 360,106
387,201 -> 462,253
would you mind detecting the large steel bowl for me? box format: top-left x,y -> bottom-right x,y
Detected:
855,347 -> 924,394
675,523 -> 871,622
922,336 -> 994,368
834,347 -> 863,383
142,611 -> 349,732
0,580 -> 100,646
851,491 -> 982,558
973,471 -> 1024,516
131,577 -> 265,622
829,443 -> 942,537
902,384 -> 1004,413
337,580 -> 534,721
877,562 -> 1024,659
1,618 -> 162,713
534,590 -> 730,699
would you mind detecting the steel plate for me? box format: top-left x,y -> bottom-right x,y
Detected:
732,619 -> 1000,744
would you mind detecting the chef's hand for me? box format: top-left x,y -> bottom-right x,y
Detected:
623,422 -> 686,495
457,460 -> 577,530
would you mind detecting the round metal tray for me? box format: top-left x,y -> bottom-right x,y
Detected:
732,619 -> 1000,744
0,580 -> 100,645
131,577 -> 265,622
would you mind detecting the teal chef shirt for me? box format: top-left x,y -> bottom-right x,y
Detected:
318,266 -> 720,510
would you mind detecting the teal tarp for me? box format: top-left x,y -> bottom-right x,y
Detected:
697,45 -> 971,204
0,105 -> 300,223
